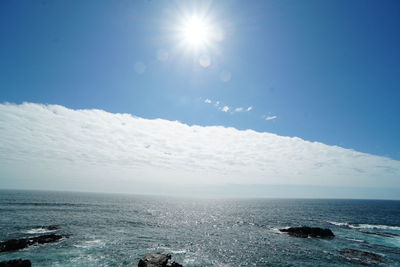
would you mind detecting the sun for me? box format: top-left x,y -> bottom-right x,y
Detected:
170,8 -> 225,59
181,16 -> 211,47
176,15 -> 218,51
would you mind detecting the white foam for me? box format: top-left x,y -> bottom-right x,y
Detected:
327,221 -> 400,231
270,227 -> 285,234
155,245 -> 170,250
327,221 -> 349,227
171,249 -> 186,254
73,239 -> 105,249
353,224 -> 400,231
345,238 -> 365,243
23,228 -> 57,234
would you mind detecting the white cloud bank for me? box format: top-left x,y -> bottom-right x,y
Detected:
0,103 -> 399,196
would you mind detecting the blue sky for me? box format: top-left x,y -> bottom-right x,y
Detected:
1,0 -> 399,159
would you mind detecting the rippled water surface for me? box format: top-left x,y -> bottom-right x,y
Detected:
0,190 -> 399,266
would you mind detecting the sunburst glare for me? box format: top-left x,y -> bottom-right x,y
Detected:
181,16 -> 211,47
175,13 -> 223,53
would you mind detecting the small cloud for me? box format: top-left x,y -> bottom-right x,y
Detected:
202,98 -> 252,114
265,115 -> 277,121
234,106 -> 252,113
221,106 -> 229,112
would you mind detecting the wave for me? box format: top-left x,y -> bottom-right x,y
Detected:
327,221 -> 350,227
73,239 -> 105,249
23,227 -> 57,234
270,227 -> 285,234
1,202 -> 97,207
171,249 -> 187,254
327,221 -> 400,231
345,238 -> 365,243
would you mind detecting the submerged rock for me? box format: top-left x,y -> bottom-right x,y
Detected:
167,262 -> 183,267
340,248 -> 383,265
0,259 -> 31,267
280,226 -> 334,238
362,244 -> 400,255
0,234 -> 69,253
359,230 -> 399,238
138,253 -> 183,267
44,225 -> 61,231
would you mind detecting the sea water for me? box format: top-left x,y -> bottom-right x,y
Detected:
0,190 -> 399,266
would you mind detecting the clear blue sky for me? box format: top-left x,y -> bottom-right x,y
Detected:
1,0 -> 399,160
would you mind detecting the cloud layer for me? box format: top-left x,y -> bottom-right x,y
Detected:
0,103 -> 399,195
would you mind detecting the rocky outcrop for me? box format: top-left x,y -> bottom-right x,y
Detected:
0,259 -> 31,267
340,249 -> 383,265
138,253 -> 183,267
280,226 -> 334,238
0,234 -> 70,253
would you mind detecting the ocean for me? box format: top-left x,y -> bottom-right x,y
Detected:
0,190 -> 399,266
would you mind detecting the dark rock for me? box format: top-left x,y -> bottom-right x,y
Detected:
138,253 -> 170,267
0,234 -> 69,253
138,253 -> 183,267
0,259 -> 31,267
280,226 -> 334,238
340,248 -> 383,265
167,261 -> 183,267
45,225 -> 61,231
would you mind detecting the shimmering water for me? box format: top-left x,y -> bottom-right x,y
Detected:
0,190 -> 399,266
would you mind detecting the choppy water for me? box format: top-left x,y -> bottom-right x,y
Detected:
0,190 -> 399,266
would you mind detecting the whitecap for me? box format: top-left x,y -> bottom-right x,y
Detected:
23,228 -> 57,234
327,221 -> 400,231
73,239 -> 105,249
171,249 -> 186,254
154,245 -> 170,250
327,221 -> 350,227
345,238 -> 365,243
352,224 -> 400,231
270,227 -> 285,234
